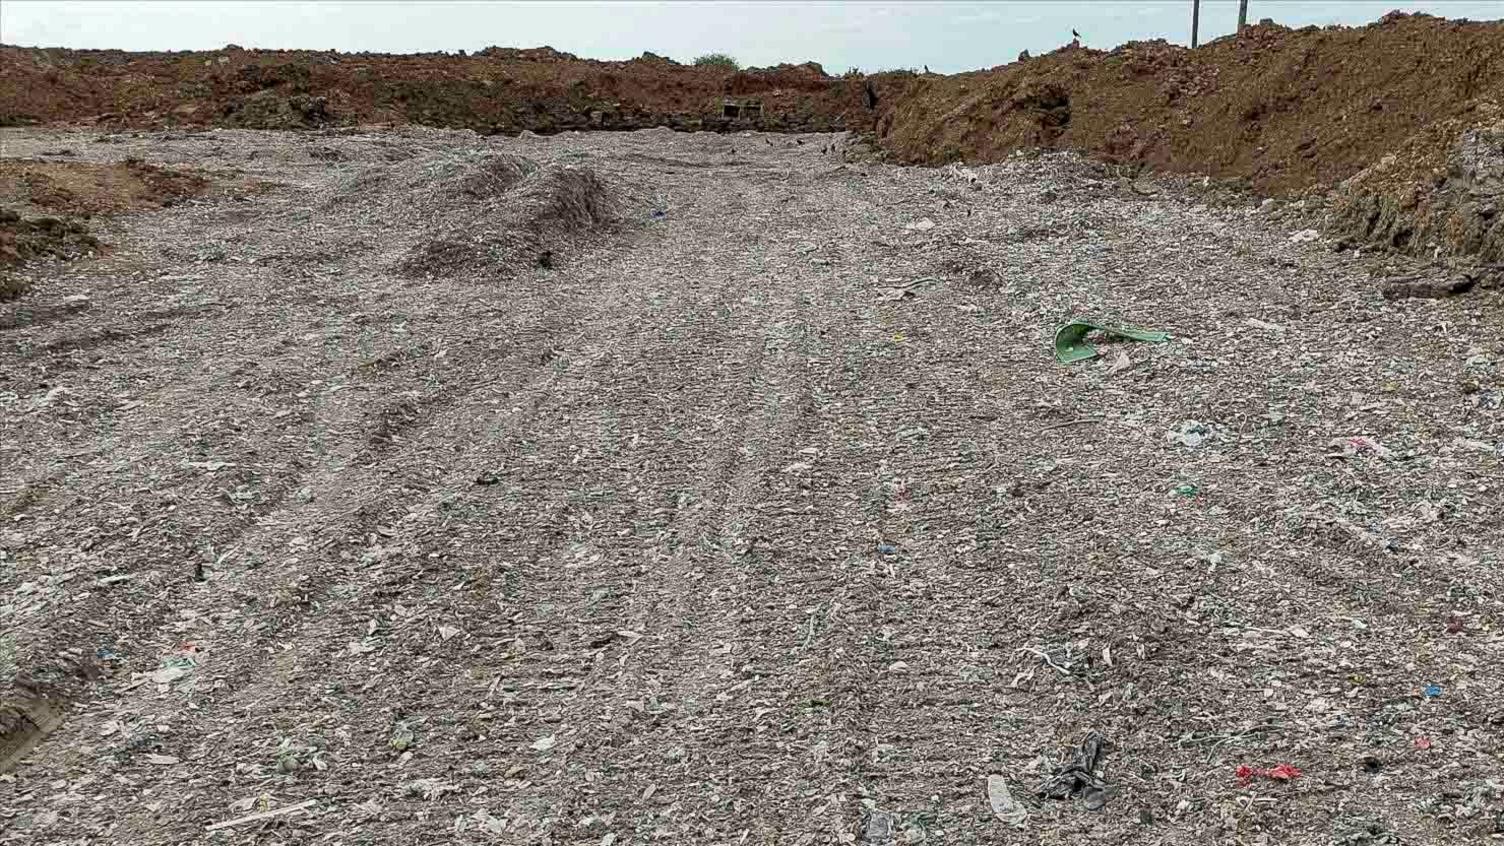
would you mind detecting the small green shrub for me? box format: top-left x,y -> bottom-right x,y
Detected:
692,53 -> 740,70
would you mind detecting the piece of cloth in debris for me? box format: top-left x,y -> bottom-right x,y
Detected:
1036,731 -> 1110,809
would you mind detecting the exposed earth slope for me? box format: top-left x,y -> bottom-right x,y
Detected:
873,13 -> 1504,262
3,13 -> 1501,261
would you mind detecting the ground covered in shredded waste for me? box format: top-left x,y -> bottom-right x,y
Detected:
1,126 -> 1501,845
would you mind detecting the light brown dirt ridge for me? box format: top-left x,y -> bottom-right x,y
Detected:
0,125 -> 1500,844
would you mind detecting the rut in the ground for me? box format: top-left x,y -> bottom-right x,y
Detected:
0,127 -> 1499,846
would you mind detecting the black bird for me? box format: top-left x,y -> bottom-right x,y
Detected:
923,64 -> 930,73
1072,29 -> 1081,39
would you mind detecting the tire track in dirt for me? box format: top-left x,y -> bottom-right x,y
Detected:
33,234 -> 625,845
3,129 -> 1501,846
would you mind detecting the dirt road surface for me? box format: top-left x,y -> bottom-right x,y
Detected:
2,128 -> 1502,844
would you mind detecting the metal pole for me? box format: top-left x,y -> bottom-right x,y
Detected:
1238,0 -> 1248,31
1191,0 -> 1201,48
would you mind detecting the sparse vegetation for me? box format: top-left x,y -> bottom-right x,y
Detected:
0,272 -> 27,301
692,53 -> 739,70
1,211 -> 100,301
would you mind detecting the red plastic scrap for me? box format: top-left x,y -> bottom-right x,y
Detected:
1236,763 -> 1303,786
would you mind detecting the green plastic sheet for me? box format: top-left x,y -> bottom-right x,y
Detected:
1054,318 -> 1169,364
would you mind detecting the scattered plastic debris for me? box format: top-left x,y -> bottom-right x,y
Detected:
904,217 -> 936,232
204,799 -> 318,833
1166,420 -> 1213,448
1423,683 -> 1442,699
1328,435 -> 1395,460
863,807 -> 896,842
1290,228 -> 1321,243
1171,482 -> 1199,497
389,721 -> 415,751
1236,763 -> 1303,785
1104,348 -> 1133,374
1054,318 -> 1169,364
1036,731 -> 1110,810
945,163 -> 980,184
1245,317 -> 1285,333
986,774 -> 1028,826
1413,736 -> 1433,750
147,644 -> 200,689
877,542 -> 898,556
876,279 -> 927,302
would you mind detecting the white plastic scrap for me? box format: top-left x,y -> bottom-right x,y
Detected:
987,774 -> 1028,826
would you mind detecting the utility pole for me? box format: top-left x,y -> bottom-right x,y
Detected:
1191,0 -> 1201,48
1238,0 -> 1249,31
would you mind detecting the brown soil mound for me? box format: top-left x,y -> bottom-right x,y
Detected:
5,14 -> 1502,260
875,14 -> 1502,193
872,13 -> 1504,260
0,44 -> 872,135
1329,102 -> 1503,262
0,158 -> 210,216
0,158 -> 219,298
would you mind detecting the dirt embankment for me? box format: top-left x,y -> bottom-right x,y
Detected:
2,13 -> 1502,262
873,13 -> 1504,262
0,44 -> 873,135
0,157 -> 245,299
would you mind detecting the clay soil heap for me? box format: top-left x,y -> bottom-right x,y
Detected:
873,12 -> 1504,262
875,14 -> 1500,194
3,13 -> 1502,260
0,44 -> 871,135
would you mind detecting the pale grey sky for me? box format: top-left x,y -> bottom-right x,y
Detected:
2,1 -> 1499,73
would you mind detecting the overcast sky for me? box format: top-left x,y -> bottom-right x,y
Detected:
3,1 -> 1499,73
